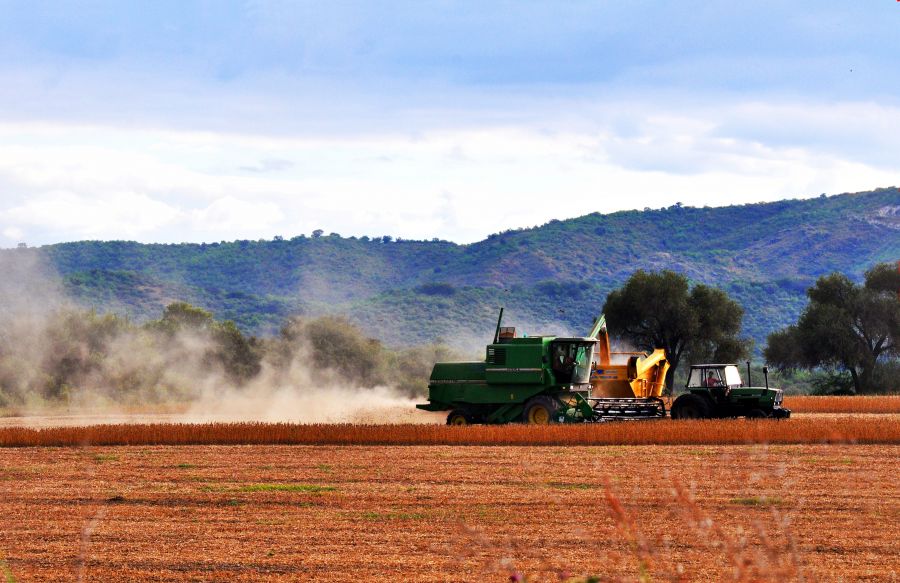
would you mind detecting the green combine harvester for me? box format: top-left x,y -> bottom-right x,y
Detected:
416,309 -> 666,424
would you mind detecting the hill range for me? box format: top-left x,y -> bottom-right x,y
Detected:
15,187 -> 900,352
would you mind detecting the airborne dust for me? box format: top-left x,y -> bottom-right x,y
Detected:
0,250 -> 442,426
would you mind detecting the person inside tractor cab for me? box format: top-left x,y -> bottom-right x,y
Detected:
705,372 -> 723,388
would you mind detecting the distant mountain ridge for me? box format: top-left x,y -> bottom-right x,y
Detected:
15,187 -> 900,351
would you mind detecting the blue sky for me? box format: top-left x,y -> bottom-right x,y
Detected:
0,1 -> 898,245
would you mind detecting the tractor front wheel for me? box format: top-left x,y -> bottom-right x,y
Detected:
745,408 -> 770,419
446,409 -> 474,426
670,394 -> 712,420
522,396 -> 559,425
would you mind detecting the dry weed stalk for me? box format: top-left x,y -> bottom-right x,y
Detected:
77,506 -> 107,583
455,519 -> 596,582
602,478 -> 687,583
455,475 -> 806,582
669,480 -> 803,582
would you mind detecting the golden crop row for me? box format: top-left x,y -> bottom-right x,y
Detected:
1,417 -> 898,447
784,395 -> 900,413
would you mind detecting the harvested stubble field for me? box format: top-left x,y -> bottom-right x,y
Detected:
784,395 -> 900,414
0,443 -> 896,581
1,416 -> 900,447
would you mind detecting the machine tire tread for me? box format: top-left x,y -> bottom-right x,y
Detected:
522,395 -> 561,424
446,409 -> 475,426
671,393 -> 713,420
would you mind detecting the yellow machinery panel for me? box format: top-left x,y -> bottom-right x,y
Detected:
588,316 -> 669,398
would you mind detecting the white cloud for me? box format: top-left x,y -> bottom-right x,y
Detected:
2,226 -> 23,241
0,97 -> 897,246
3,190 -> 182,239
190,196 -> 284,234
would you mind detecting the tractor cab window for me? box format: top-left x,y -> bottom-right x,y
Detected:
550,341 -> 594,385
687,365 -> 744,389
688,367 -> 726,389
723,366 -> 743,388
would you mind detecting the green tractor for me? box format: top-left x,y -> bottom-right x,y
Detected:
416,309 -> 666,424
671,363 -> 791,419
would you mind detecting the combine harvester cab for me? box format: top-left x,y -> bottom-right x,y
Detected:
416,310 -> 668,424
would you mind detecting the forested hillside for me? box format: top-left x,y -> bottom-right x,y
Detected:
14,187 -> 900,351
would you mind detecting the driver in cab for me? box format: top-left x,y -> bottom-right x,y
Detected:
705,372 -> 723,388
557,350 -> 575,368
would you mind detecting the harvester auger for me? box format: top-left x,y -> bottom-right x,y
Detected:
584,314 -> 669,420
416,310 -> 670,424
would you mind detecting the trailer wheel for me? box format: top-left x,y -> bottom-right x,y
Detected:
446,409 -> 474,426
745,408 -> 769,419
523,396 -> 559,425
671,394 -> 712,419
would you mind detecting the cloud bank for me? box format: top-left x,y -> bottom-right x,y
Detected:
0,2 -> 898,245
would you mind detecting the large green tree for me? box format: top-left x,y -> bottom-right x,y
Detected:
603,270 -> 750,391
764,263 -> 900,394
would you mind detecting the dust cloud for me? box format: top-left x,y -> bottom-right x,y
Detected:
0,249 -> 440,425
181,355 -> 437,424
608,339 -> 646,365
0,249 -> 70,410
185,385 -> 433,425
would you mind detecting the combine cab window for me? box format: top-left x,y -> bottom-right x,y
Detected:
550,341 -> 594,385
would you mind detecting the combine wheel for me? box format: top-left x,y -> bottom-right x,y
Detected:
446,409 -> 474,426
522,396 -> 559,425
670,394 -> 712,420
745,408 -> 769,419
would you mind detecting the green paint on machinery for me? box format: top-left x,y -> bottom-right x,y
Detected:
416,310 -> 789,424
416,309 -> 666,424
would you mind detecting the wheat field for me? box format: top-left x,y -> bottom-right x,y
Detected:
0,416 -> 898,447
784,394 -> 900,413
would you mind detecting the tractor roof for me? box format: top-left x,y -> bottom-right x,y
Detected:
690,363 -> 738,368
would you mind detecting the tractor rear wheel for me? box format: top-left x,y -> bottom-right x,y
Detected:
671,394 -> 712,420
522,396 -> 559,425
746,408 -> 769,419
446,409 -> 474,426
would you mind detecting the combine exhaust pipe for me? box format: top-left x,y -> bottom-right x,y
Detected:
492,308 -> 504,344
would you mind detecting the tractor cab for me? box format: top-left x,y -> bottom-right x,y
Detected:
686,364 -> 743,390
